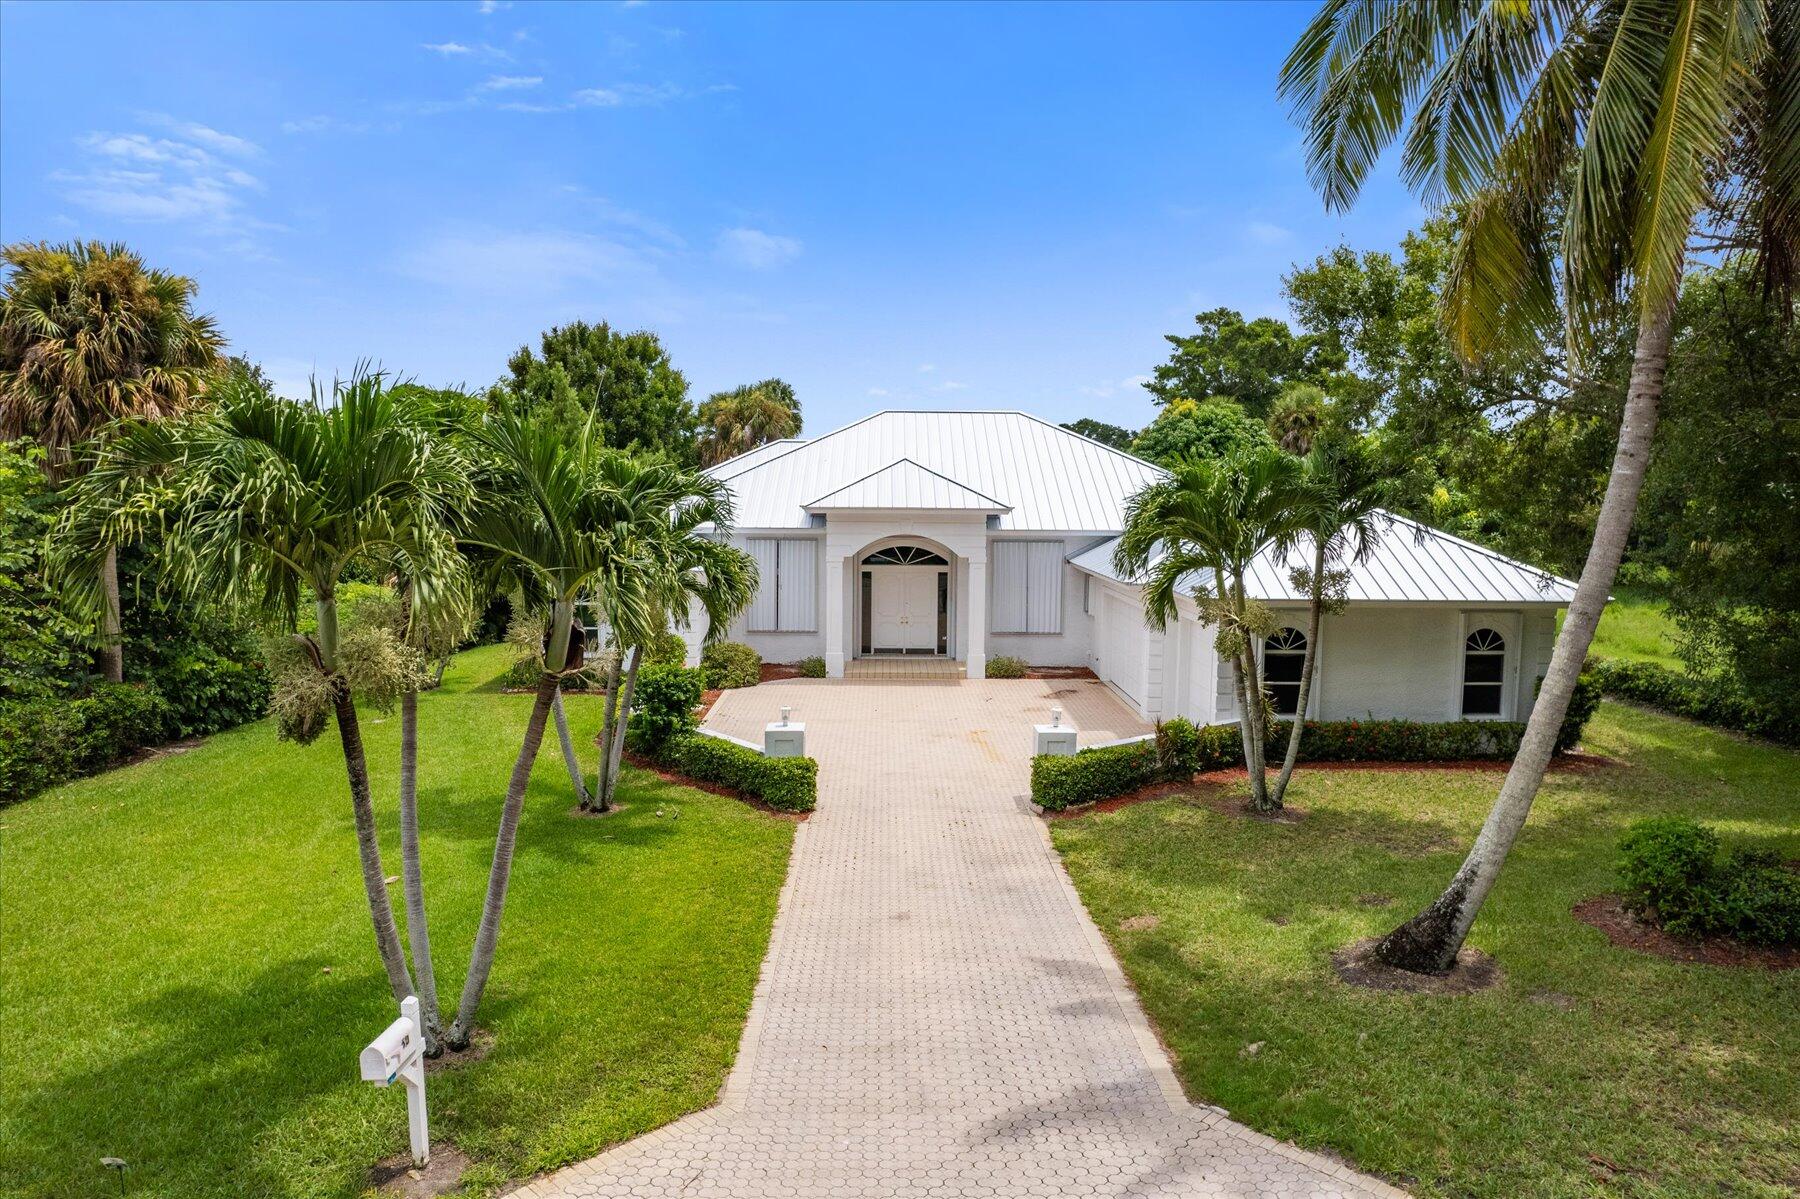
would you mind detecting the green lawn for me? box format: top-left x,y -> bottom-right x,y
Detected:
1584,586 -> 1685,670
1053,704 -> 1799,1198
0,644 -> 794,1199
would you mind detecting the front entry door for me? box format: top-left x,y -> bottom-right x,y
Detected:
869,567 -> 942,653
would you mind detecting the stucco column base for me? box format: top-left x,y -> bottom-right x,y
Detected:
825,652 -> 845,679
966,652 -> 986,680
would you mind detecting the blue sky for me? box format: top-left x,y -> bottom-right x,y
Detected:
0,1 -> 1423,433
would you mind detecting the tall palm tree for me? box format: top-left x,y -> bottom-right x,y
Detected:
1267,435 -> 1390,806
591,474 -> 756,812
0,241 -> 225,681
1266,383 -> 1329,455
696,379 -> 802,467
53,368 -> 468,1005
1280,0 -> 1798,972
445,411 -> 674,1048
1115,445 -> 1305,812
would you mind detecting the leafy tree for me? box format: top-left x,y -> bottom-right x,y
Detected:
1146,306 -> 1342,416
1115,445 -> 1305,812
495,320 -> 697,462
1282,0 -> 1799,975
55,369 -> 467,1012
1128,398 -> 1274,467
0,441 -> 88,699
0,241 -> 225,681
697,378 -> 802,466
1061,418 -> 1138,450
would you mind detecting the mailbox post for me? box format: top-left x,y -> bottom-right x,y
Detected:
360,994 -> 429,1168
1034,706 -> 1078,757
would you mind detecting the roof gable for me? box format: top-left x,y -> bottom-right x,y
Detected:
804,458 -> 1011,512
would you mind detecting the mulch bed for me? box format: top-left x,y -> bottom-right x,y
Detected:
621,750 -> 809,821
1023,666 -> 1099,680
761,662 -> 807,682
1572,894 -> 1798,970
1331,936 -> 1504,995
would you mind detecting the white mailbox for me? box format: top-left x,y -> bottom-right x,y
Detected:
1034,706 -> 1078,757
764,706 -> 806,758
360,995 -> 430,1167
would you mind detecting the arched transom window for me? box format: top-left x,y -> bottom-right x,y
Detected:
1264,627 -> 1308,715
861,544 -> 948,566
1462,627 -> 1507,716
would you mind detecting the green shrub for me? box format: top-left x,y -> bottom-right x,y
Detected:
643,632 -> 689,667
796,656 -> 827,678
1,683 -> 170,803
627,663 -> 704,753
1617,817 -> 1799,946
1588,657 -> 1797,746
661,732 -> 818,813
701,641 -> 761,689
1557,670 -> 1605,751
985,655 -> 1028,679
1032,738 -> 1163,812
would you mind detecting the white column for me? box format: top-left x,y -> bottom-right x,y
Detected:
965,555 -> 987,679
824,550 -> 847,678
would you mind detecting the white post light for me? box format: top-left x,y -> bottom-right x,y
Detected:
1035,707 -> 1078,757
360,995 -> 429,1168
765,706 -> 805,757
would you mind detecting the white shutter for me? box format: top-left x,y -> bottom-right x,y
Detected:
991,541 -> 1029,633
1025,541 -> 1063,633
747,538 -> 779,632
777,539 -> 817,632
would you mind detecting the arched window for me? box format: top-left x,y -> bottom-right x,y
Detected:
1462,628 -> 1506,716
1264,627 -> 1308,715
861,544 -> 948,566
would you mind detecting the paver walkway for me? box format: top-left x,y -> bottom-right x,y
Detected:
518,678 -> 1404,1199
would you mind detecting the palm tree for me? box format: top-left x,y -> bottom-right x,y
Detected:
0,241 -> 225,681
1266,383 -> 1328,455
591,474 -> 756,812
696,379 -> 801,467
1267,435 -> 1389,806
1280,0 -> 1798,973
445,411 -> 676,1048
1115,445 -> 1305,812
53,368 -> 467,1006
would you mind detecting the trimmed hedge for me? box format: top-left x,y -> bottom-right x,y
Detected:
660,732 -> 817,813
985,655 -> 1028,679
796,656 -> 827,678
701,641 -> 761,689
1032,676 -> 1604,811
1589,657 -> 1798,746
1,683 -> 171,803
1618,817 -> 1798,947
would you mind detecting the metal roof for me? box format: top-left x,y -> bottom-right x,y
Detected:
707,410 -> 1165,531
708,438 -> 809,481
1068,512 -> 1577,605
805,457 -> 1011,512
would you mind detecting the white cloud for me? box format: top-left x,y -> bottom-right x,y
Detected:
423,40 -> 472,55
57,121 -> 273,244
1080,374 -> 1152,399
478,0 -> 512,12
867,387 -> 889,397
140,113 -> 261,157
1245,220 -> 1293,245
937,380 -> 969,392
573,81 -> 685,108
715,227 -> 801,270
398,227 -> 658,297
917,363 -> 935,373
481,74 -> 542,90
281,114 -> 376,135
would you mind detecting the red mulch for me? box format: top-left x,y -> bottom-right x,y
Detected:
1572,894 -> 1798,970
694,688 -> 723,720
621,749 -> 809,821
761,662 -> 806,682
1023,666 -> 1099,680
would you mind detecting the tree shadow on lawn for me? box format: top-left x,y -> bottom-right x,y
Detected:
8,953 -> 523,1199
416,775 -> 685,870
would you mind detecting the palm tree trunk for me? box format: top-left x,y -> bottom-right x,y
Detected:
1270,540 -> 1328,805
1231,573 -> 1271,811
1372,290 -> 1676,975
99,545 -> 123,683
334,683 -> 418,1004
551,690 -> 591,806
593,648 -> 625,810
398,687 -> 442,1053
599,645 -> 641,811
446,602 -> 571,1047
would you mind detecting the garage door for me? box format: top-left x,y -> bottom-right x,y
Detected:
1098,591 -> 1144,704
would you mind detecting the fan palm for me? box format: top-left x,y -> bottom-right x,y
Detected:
0,240 -> 224,681
1280,0 -> 1798,972
1114,445 -> 1306,812
1267,435 -> 1390,806
445,410 -> 679,1047
52,368 -> 468,1008
696,379 -> 802,467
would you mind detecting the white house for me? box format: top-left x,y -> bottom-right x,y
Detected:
690,410 -> 1577,728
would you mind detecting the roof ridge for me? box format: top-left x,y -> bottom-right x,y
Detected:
1377,509 -> 1576,591
1011,409 -> 1168,475
804,455 -> 1011,510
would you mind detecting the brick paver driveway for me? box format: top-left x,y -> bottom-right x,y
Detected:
518,678 -> 1402,1199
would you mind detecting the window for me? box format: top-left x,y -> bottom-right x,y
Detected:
1263,627 -> 1307,715
862,544 -> 947,565
1462,627 -> 1506,716
746,538 -> 817,632
992,540 -> 1063,634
